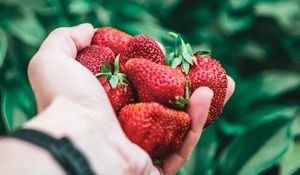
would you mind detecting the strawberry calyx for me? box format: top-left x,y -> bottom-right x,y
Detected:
167,32 -> 198,75
96,55 -> 130,93
195,50 -> 212,57
172,79 -> 191,109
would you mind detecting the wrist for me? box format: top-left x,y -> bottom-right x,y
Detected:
25,96 -> 117,174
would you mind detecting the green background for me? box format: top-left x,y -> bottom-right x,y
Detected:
0,0 -> 300,174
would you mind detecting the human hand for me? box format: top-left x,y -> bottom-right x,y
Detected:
26,23 -> 235,175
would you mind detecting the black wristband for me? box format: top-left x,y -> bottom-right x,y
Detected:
7,129 -> 95,175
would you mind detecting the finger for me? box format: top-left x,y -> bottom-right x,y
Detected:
224,76 -> 235,105
38,23 -> 94,58
160,87 -> 213,175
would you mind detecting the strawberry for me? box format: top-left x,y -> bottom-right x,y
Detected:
124,58 -> 189,109
76,45 -> 115,75
120,34 -> 165,72
92,27 -> 133,55
188,52 -> 227,126
168,33 -> 227,126
96,56 -> 134,115
119,102 -> 191,158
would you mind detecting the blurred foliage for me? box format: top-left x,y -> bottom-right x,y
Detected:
0,0 -> 300,174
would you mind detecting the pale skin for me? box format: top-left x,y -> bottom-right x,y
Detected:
0,24 -> 235,175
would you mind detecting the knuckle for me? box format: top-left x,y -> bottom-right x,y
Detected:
50,27 -> 69,36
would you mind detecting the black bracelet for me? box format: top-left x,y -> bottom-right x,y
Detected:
6,129 -> 95,175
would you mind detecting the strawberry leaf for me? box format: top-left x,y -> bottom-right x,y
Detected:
171,56 -> 183,68
114,55 -> 120,75
168,32 -> 178,38
95,72 -> 107,78
101,64 -> 109,73
174,96 -> 189,109
106,74 -> 112,81
186,43 -> 194,55
166,52 -> 175,66
182,60 -> 190,74
168,32 -> 197,72
109,75 -> 119,89
182,50 -> 194,64
196,50 -> 212,56
103,60 -> 112,71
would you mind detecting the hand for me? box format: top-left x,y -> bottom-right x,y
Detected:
25,24 -> 235,175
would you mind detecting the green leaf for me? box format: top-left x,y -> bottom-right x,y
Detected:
95,73 -> 107,78
109,76 -> 119,89
4,7 -> 46,46
182,60 -> 190,74
229,71 -> 300,113
1,82 -> 36,132
221,104 -> 300,136
255,1 -> 300,32
95,5 -> 112,26
219,11 -> 254,34
217,118 -> 291,175
229,0 -> 254,11
186,43 -> 193,55
114,55 -> 120,74
280,140 -> 300,175
68,0 -> 93,15
166,52 -> 175,66
171,56 -> 182,68
291,115 -> 300,137
101,65 -> 109,73
168,32 -> 178,38
104,61 -> 112,71
0,0 -> 61,15
175,96 -> 189,105
0,28 -> 8,68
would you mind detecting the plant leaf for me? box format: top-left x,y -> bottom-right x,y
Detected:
109,75 -> 119,89
114,55 -> 120,74
1,82 -> 36,132
280,140 -> 300,175
101,65 -> 109,73
186,43 -> 193,55
5,7 -> 46,46
171,56 -> 182,68
0,28 -> 8,68
217,118 -> 291,175
182,60 -> 190,74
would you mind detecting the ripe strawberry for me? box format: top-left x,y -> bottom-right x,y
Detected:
120,34 -> 165,72
92,27 -> 133,55
188,52 -> 227,126
119,102 -> 191,158
96,56 -> 134,115
76,45 -> 115,75
124,58 -> 189,109
168,33 -> 227,126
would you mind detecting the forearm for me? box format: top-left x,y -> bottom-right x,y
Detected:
0,96 -> 110,175
0,138 -> 64,175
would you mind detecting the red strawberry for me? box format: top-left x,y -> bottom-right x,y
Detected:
124,58 -> 188,109
168,33 -> 227,126
119,102 -> 191,158
76,45 -> 115,75
120,34 -> 165,72
96,56 -> 134,115
188,52 -> 227,126
92,27 -> 133,55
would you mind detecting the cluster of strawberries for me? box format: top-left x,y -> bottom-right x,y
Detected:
76,27 -> 227,159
